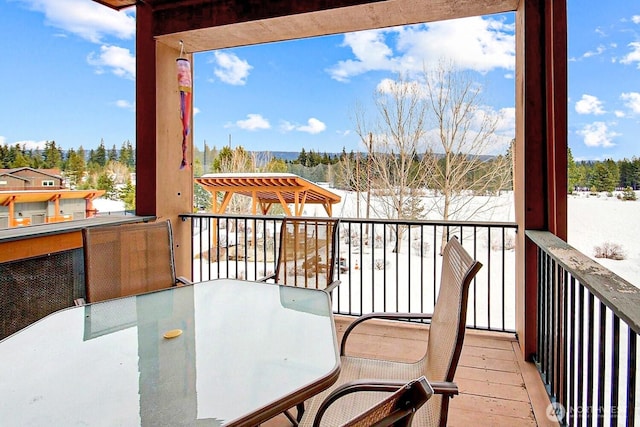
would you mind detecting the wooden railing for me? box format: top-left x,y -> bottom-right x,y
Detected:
527,230 -> 639,426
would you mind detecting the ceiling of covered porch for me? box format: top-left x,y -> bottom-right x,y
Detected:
92,0 -> 518,53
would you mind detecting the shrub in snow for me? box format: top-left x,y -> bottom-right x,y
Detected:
593,242 -> 626,260
491,232 -> 516,251
412,240 -> 430,257
621,186 -> 637,201
374,258 -> 388,270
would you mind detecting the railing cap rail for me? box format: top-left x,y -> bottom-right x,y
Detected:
180,212 -> 517,228
526,229 -> 640,334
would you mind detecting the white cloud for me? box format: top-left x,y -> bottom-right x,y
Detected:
583,45 -> 606,58
234,114 -> 270,131
115,99 -> 134,110
16,0 -> 135,43
87,45 -> 135,79
193,107 -> 201,116
495,107 -> 516,135
280,121 -> 296,132
327,16 -> 515,82
614,110 -> 626,118
327,30 -> 396,82
575,94 -> 605,115
213,52 -> 252,85
632,15 -> 640,24
1,139 -> 48,150
621,92 -> 640,114
577,122 -> 619,147
281,118 -> 327,134
621,42 -> 640,68
297,118 -> 326,134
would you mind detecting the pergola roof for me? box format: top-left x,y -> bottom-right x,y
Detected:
0,190 -> 106,206
195,173 -> 341,216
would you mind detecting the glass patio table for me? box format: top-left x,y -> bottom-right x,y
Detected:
0,279 -> 340,426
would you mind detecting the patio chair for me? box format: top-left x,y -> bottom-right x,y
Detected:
297,236 -> 482,427
265,217 -> 341,294
312,376 -> 434,427
81,219 -> 191,303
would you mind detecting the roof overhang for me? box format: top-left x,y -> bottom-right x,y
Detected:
0,190 -> 106,206
91,0 -> 135,10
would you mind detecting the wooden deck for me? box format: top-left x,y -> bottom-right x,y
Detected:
263,315 -> 558,426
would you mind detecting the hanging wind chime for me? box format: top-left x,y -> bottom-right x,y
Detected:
177,41 -> 191,170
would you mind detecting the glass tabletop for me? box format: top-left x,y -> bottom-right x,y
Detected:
0,279 -> 340,426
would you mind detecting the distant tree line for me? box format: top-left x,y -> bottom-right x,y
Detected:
568,148 -> 640,193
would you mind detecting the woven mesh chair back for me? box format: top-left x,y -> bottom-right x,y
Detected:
274,217 -> 339,290
83,220 -> 177,303
422,237 -> 482,425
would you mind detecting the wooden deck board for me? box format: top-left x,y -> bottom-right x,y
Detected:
261,316 -> 556,426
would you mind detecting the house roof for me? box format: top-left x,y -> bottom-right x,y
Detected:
195,173 -> 341,216
0,167 -> 62,179
0,190 -> 106,206
0,173 -> 29,182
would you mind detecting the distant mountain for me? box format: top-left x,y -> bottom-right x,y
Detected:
255,151 -> 342,161
265,151 -> 301,161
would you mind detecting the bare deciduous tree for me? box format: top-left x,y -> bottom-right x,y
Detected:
422,61 -> 512,251
211,146 -> 257,214
352,75 -> 437,252
350,62 -> 512,253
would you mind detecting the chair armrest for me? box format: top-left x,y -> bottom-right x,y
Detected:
312,379 -> 407,427
324,279 -> 341,294
341,312 -> 433,356
429,381 -> 459,397
176,276 -> 193,286
311,379 -> 457,427
258,273 -> 276,283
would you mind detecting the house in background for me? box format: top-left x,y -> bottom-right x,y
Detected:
0,168 -> 64,190
0,168 -> 105,228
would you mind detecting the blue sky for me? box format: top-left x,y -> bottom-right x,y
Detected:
0,0 -> 638,161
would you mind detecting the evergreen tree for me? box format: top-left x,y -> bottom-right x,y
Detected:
10,150 -> 30,168
119,180 -> 136,211
92,140 -> 107,167
297,148 -> 308,166
96,171 -> 117,200
591,161 -> 618,192
567,147 -> 577,192
108,144 -> 118,162
66,149 -> 86,188
42,140 -> 63,169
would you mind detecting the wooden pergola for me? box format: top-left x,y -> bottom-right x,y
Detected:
90,0 -> 568,359
0,190 -> 105,226
195,173 -> 341,216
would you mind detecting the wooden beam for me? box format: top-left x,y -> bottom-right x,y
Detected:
154,0 -> 519,53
